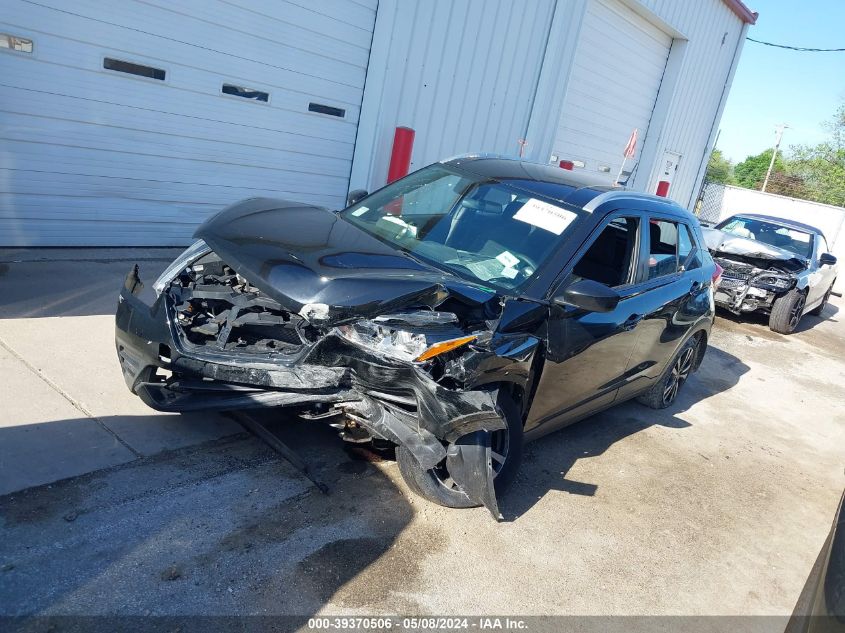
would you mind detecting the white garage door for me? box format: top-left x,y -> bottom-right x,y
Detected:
553,0 -> 671,182
0,0 -> 376,246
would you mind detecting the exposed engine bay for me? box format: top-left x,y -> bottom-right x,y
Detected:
712,255 -> 802,314
703,227 -> 806,314
170,253 -> 314,356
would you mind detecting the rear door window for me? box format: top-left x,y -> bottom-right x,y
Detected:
678,223 -> 701,270
647,219 -> 679,279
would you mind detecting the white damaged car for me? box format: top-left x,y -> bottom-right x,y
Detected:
703,213 -> 838,333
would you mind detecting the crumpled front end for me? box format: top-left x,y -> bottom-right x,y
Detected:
713,256 -> 799,315
703,226 -> 806,316
115,250 -> 541,518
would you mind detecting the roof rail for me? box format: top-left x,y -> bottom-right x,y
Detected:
439,152 -> 519,163
580,189 -> 685,213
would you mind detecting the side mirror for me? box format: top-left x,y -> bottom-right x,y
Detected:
347,189 -> 368,206
554,278 -> 621,313
820,253 -> 837,266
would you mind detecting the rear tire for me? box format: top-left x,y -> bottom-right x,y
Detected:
637,336 -> 699,410
769,288 -> 806,334
809,281 -> 834,317
396,390 -> 523,508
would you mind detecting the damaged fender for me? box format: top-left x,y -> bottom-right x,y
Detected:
341,383 -> 507,517
446,430 -> 500,520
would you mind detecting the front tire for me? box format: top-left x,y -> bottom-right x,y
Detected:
396,390 -> 523,509
637,336 -> 699,410
769,288 -> 806,333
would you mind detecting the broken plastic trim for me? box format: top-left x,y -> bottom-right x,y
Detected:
152,240 -> 211,295
446,430 -> 501,520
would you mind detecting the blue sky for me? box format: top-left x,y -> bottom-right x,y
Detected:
717,0 -> 845,162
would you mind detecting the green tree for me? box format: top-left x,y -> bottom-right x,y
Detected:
787,102 -> 845,207
734,148 -> 785,189
704,148 -> 736,184
761,170 -> 808,199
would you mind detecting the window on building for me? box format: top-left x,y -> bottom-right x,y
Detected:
572,217 -> 639,287
308,102 -> 345,118
222,83 -> 269,102
1,33 -> 33,53
104,57 -> 165,80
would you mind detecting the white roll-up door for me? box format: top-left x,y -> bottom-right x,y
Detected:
0,0 -> 376,246
553,0 -> 671,182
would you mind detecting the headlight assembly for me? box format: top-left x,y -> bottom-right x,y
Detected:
336,319 -> 477,363
754,274 -> 794,290
152,239 -> 212,295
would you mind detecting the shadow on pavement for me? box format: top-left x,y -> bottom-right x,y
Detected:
0,412 -> 415,622
499,343 -> 750,520
715,302 -> 839,335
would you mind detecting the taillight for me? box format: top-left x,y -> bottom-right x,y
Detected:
712,262 -> 723,287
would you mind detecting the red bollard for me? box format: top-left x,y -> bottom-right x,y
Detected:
655,180 -> 670,197
387,127 -> 415,183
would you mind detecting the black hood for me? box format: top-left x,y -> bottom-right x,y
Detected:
194,198 -> 497,324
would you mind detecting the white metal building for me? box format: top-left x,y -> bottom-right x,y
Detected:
0,0 -> 756,246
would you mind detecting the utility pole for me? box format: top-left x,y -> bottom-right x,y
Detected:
761,124 -> 789,192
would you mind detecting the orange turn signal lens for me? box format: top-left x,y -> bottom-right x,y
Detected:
414,335 -> 477,362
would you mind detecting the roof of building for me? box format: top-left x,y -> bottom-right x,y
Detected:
723,0 -> 758,24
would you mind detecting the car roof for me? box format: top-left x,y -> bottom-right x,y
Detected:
441,155 -> 696,221
723,213 -> 825,238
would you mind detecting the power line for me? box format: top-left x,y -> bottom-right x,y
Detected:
746,37 -> 845,52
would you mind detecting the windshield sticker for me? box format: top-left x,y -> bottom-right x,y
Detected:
350,206 -> 369,217
377,215 -> 417,238
513,198 -> 577,235
496,251 -> 520,268
465,259 -> 506,282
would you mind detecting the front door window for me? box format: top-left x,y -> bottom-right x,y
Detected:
571,217 -> 639,287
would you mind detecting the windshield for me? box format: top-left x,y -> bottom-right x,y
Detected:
339,165 -> 585,290
717,216 -> 814,259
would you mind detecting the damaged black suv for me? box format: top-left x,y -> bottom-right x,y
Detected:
116,156 -> 716,518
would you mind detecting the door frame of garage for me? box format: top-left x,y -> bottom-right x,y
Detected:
630,34 -> 687,194
523,0 -> 590,166
525,0 -> 689,195
348,0 -> 396,196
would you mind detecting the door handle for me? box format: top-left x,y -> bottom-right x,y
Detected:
622,314 -> 642,331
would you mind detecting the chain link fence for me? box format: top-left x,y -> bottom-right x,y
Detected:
695,181 -> 727,225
